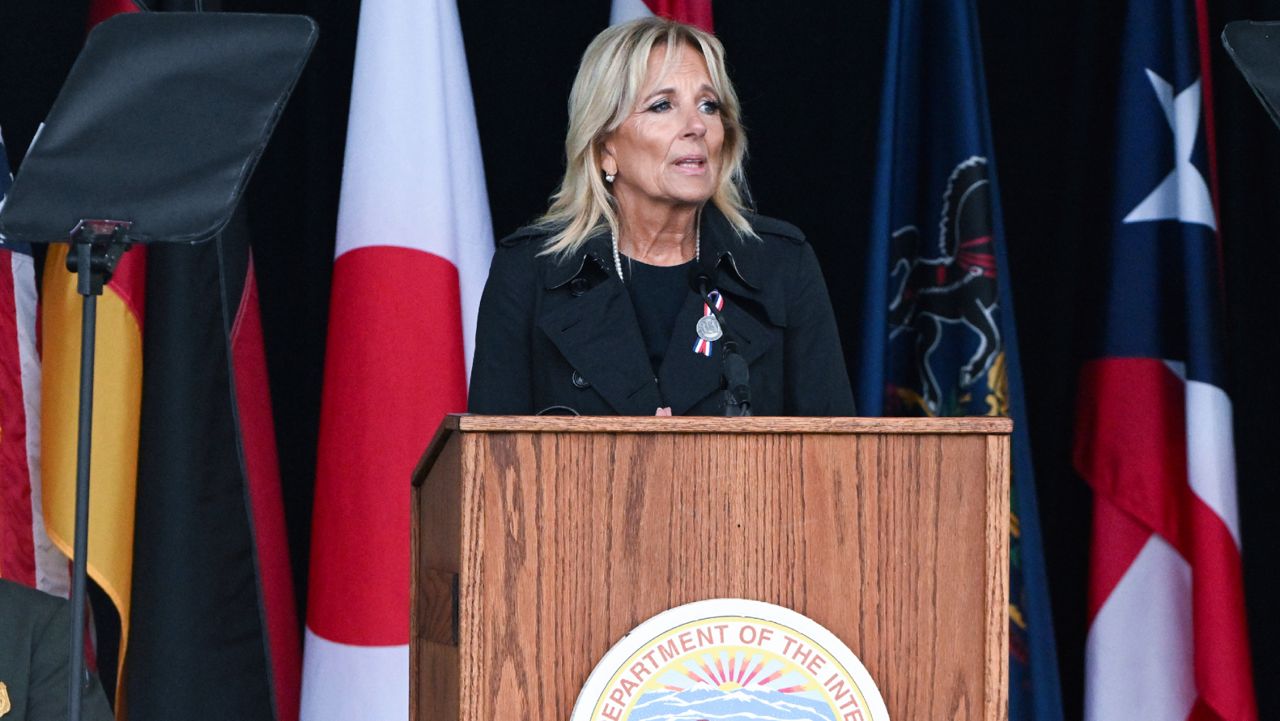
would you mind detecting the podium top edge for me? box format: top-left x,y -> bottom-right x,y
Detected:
413,415 -> 1013,483
443,415 -> 1013,435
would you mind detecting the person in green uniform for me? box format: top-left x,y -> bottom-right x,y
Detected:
0,579 -> 113,721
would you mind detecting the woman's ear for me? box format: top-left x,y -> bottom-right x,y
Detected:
600,141 -> 618,178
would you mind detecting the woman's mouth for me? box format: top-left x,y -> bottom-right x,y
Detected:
672,155 -> 708,174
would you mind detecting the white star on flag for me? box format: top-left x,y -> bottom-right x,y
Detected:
1123,69 -> 1217,230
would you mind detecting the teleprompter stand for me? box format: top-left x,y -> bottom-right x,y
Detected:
0,13 -> 316,720
64,220 -> 131,721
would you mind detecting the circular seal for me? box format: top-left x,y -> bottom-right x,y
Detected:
696,315 -> 723,342
571,599 -> 890,721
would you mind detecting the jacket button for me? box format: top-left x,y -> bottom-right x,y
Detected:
569,278 -> 589,297
571,370 -> 591,389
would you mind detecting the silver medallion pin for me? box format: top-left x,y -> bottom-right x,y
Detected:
696,315 -> 723,342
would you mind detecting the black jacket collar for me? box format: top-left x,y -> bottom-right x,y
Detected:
537,205 -> 786,415
696,203 -> 761,290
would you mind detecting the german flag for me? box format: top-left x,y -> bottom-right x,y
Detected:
124,221 -> 300,721
41,222 -> 300,721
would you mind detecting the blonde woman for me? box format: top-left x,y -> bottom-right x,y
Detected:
469,17 -> 853,416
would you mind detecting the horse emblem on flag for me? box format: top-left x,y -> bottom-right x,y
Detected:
886,156 -> 1005,416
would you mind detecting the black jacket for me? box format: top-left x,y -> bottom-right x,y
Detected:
468,206 -> 855,416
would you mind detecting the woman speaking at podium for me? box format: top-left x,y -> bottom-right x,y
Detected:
469,17 -> 854,417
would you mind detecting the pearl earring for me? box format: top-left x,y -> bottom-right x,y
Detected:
604,172 -> 615,184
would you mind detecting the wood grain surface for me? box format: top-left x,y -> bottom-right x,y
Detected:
413,423 -> 1009,721
443,414 -> 1013,436
984,435 -> 1011,721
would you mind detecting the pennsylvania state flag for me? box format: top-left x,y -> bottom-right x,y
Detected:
857,1 -> 1064,720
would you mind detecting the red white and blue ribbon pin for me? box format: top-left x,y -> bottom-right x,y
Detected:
693,290 -> 725,356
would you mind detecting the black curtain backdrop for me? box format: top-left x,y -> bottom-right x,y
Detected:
2,2 -> 1278,718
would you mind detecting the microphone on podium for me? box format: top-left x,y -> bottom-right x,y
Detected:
689,270 -> 751,416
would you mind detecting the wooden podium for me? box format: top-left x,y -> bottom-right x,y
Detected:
412,416 -> 1010,721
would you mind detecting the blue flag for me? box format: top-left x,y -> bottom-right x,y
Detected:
858,2 -> 1063,720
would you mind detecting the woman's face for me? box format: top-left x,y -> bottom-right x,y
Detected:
602,42 -> 725,215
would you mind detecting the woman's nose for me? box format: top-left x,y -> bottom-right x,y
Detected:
682,107 -> 707,137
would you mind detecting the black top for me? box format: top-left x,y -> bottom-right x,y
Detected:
467,205 -> 856,416
623,258 -> 697,375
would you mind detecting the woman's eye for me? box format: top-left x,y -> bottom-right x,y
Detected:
699,99 -> 721,114
648,99 -> 672,112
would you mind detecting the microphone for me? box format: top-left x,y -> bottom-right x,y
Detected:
689,270 -> 752,416
689,271 -> 714,296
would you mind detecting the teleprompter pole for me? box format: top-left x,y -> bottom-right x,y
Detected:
64,221 -> 131,721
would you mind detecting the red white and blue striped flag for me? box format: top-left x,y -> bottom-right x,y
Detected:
0,128 -> 68,597
1074,1 -> 1257,719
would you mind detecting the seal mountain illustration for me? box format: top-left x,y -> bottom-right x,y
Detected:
571,600 -> 889,721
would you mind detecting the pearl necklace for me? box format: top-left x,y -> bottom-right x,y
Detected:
611,229 -> 700,283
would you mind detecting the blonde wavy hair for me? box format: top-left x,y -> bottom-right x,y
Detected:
536,17 -> 755,257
